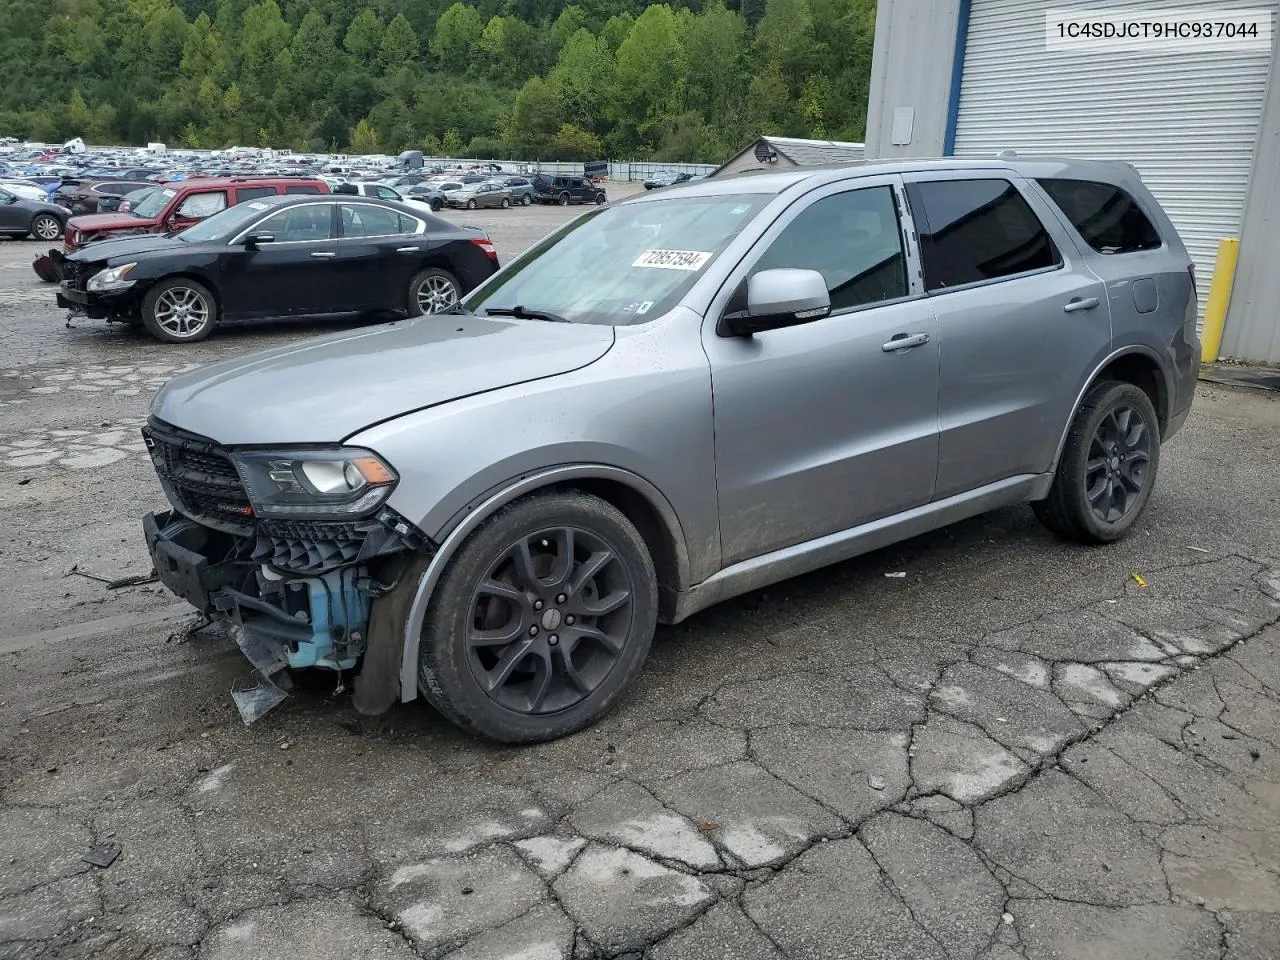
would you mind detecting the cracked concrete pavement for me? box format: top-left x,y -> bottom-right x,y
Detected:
3,216 -> 1280,959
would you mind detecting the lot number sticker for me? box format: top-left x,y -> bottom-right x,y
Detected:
632,249 -> 713,271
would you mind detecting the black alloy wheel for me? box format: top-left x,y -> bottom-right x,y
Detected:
1033,380 -> 1161,543
1085,404 -> 1151,523
464,525 -> 634,715
420,491 -> 657,742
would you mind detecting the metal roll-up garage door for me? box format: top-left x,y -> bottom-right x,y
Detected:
951,0 -> 1277,325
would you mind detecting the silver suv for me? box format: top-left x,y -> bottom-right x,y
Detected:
143,158 -> 1199,741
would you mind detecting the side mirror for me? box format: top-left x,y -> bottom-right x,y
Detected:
244,233 -> 274,248
718,268 -> 831,337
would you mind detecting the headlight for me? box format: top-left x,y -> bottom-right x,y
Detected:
86,262 -> 137,291
231,448 -> 398,518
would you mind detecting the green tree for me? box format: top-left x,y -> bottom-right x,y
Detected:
549,121 -> 601,159
509,75 -> 562,156
441,127 -> 463,154
754,0 -> 816,96
350,115 -> 379,152
609,4 -> 684,152
682,2 -> 748,132
380,13 -> 419,70
430,3 -> 483,74
343,8 -> 384,65
548,29 -> 612,132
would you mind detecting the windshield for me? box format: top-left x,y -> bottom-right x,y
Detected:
466,193 -> 769,326
131,187 -> 174,219
176,198 -> 284,242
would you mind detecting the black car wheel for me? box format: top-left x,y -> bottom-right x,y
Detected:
520,194 -> 532,206
141,278 -> 217,344
559,192 -> 570,206
408,267 -> 461,316
1033,380 -> 1161,543
431,198 -> 443,211
594,193 -> 606,205
420,491 -> 658,742
31,214 -> 62,241
466,199 -> 477,210
501,197 -> 511,209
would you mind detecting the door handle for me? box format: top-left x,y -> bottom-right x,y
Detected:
1063,296 -> 1100,313
882,332 -> 931,353
395,246 -> 420,253
310,251 -> 336,259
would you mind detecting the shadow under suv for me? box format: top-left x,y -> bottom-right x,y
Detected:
142,157 -> 1199,741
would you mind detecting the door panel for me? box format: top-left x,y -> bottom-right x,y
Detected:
704,178 -> 941,566
220,203 -> 340,319
904,174 -> 1110,497
334,202 -> 417,312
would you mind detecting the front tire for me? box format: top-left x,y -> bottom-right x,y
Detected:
31,214 -> 62,241
141,278 -> 216,343
1033,380 -> 1161,543
594,193 -> 606,205
501,197 -> 511,209
431,198 -> 443,211
407,267 -> 461,316
520,194 -> 532,206
420,491 -> 658,743
466,199 -> 477,210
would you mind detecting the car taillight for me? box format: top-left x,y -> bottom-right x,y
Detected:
470,237 -> 498,260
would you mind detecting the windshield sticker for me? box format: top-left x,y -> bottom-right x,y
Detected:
246,201 -> 271,210
632,249 -> 713,271
731,203 -> 752,215
635,300 -> 654,315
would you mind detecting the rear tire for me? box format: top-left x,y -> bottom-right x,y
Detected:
520,194 -> 532,206
1033,380 -> 1161,543
431,198 -> 443,211
559,192 -> 570,206
141,278 -> 216,343
407,267 -> 461,316
419,491 -> 658,743
31,214 -> 62,241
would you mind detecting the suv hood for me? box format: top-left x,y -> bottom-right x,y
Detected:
152,315 -> 617,445
69,211 -> 157,232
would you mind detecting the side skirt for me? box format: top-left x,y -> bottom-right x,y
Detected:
670,473 -> 1053,623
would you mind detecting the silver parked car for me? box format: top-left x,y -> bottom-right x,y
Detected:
448,181 -> 514,210
143,157 -> 1199,741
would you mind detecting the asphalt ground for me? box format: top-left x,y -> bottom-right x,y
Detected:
1,186 -> 1279,960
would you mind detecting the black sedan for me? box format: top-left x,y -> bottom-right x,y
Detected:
56,195 -> 500,343
0,186 -> 70,240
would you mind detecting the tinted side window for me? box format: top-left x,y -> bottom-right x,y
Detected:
285,184 -> 322,195
1037,178 -> 1161,254
908,179 -> 1060,291
340,203 -> 403,238
753,186 -> 908,311
256,204 -> 333,242
397,213 -> 422,234
236,186 -> 278,202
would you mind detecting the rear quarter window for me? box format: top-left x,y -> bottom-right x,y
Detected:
285,184 -> 322,195
1037,178 -> 1162,254
236,186 -> 278,203
907,178 -> 1061,291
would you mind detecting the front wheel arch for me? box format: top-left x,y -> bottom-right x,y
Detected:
396,465 -> 693,704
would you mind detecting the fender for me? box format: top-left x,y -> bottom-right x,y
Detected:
397,464 -> 692,703
1046,343 -> 1173,478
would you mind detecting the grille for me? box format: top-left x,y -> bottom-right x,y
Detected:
143,418 -> 254,536
252,518 -> 367,573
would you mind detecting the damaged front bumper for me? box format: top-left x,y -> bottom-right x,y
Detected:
144,508 -> 429,724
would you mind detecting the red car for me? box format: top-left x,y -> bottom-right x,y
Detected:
34,176 -> 330,281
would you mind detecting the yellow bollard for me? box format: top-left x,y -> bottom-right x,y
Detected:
1200,238 -> 1240,365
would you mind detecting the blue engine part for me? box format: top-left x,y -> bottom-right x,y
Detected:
285,566 -> 370,671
